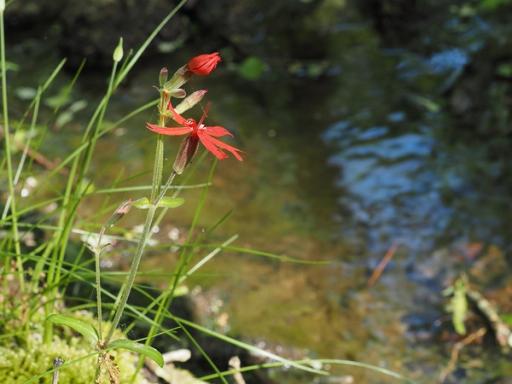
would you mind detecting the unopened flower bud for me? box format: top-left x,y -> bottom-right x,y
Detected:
0,0 -> 5,13
175,90 -> 207,114
173,135 -> 199,175
105,199 -> 132,228
159,67 -> 168,87
164,65 -> 191,92
170,88 -> 186,98
113,38 -> 124,63
187,52 -> 221,76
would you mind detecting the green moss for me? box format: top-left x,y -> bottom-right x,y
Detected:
0,312 -> 143,384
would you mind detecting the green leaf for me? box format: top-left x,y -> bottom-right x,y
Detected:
450,278 -> 468,335
497,63 -> 512,78
133,197 -> 151,209
408,94 -> 440,113
158,197 -> 185,209
4,60 -> 18,72
502,313 -> 512,326
238,57 -> 266,80
480,0 -> 512,10
47,314 -> 99,343
15,87 -> 37,100
107,339 -> 164,367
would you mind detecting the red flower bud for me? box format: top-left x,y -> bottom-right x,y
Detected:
173,135 -> 199,175
187,52 -> 221,76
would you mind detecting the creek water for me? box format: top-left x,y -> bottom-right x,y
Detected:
9,2 -> 512,383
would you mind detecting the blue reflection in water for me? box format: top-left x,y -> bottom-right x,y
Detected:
324,120 -> 453,253
428,48 -> 468,73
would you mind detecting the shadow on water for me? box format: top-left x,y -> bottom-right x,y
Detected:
8,0 -> 512,382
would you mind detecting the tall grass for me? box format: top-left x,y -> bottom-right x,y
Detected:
0,1 -> 414,383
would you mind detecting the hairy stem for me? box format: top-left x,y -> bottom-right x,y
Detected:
105,93 -> 172,344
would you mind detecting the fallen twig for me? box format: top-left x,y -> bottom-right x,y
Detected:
229,356 -> 246,384
368,242 -> 400,287
439,327 -> 486,383
52,357 -> 64,384
0,129 -> 67,175
466,289 -> 512,350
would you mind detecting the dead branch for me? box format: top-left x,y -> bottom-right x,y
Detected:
368,242 -> 400,287
439,327 -> 486,383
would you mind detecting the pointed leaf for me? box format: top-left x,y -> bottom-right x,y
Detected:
132,197 -> 152,209
107,339 -> 164,367
158,197 -> 185,209
47,314 -> 99,343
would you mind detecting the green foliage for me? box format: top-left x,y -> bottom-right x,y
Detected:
158,196 -> 185,208
480,0 -> 512,10
501,313 -> 512,326
132,197 -> 152,209
497,63 -> 512,78
47,314 -> 99,344
132,196 -> 185,209
107,339 -> 164,367
445,276 -> 468,335
238,56 -> 266,80
0,311 -> 142,384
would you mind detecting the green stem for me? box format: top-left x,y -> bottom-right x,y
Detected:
131,160 -> 215,384
120,153 -> 209,336
151,136 -> 164,201
105,100 -> 169,344
104,204 -> 155,345
105,171 -> 177,346
95,227 -> 107,341
150,91 -> 168,201
0,9 -> 23,290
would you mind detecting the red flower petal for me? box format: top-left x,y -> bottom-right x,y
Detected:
198,103 -> 210,127
204,126 -> 233,137
198,133 -> 228,160
167,101 -> 188,126
201,133 -> 243,161
146,123 -> 193,136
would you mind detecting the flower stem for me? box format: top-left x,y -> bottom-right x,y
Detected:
151,136 -> 164,201
104,203 -> 157,345
105,93 -> 171,345
94,227 -> 107,341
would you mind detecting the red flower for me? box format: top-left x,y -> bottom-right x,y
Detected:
146,102 -> 243,162
187,52 -> 221,76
